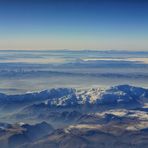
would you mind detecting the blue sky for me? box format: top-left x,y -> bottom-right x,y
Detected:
0,0 -> 148,50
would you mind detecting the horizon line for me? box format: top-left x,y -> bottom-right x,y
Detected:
0,49 -> 148,52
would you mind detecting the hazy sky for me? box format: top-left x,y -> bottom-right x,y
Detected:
0,0 -> 148,50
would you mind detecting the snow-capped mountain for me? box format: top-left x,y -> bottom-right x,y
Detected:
0,88 -> 74,102
44,85 -> 148,107
0,85 -> 147,111
0,88 -> 75,111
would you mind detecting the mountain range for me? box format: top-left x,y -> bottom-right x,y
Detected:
0,85 -> 147,148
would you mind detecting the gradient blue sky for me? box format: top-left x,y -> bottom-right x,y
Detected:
0,0 -> 148,50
